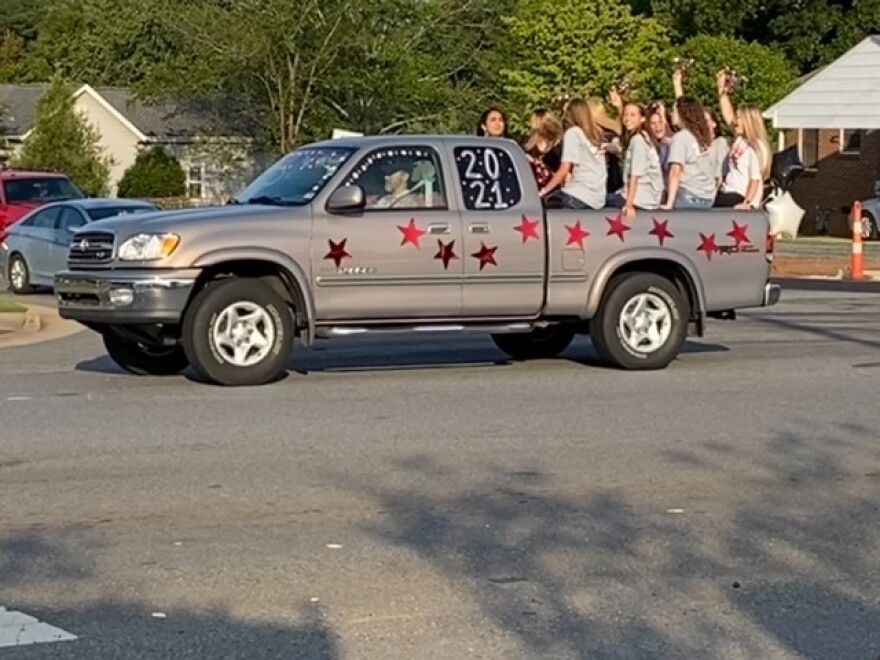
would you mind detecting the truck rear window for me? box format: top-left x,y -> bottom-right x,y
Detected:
3,178 -> 85,204
454,146 -> 522,211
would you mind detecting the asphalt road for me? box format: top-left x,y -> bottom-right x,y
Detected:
1,288 -> 880,659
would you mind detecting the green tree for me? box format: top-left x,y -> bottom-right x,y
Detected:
649,0 -> 762,43
668,35 -> 798,113
0,0 -> 51,42
13,73 -> 112,196
500,0 -> 672,125
139,0 -> 504,151
0,30 -> 27,82
117,147 -> 185,198
26,0 -> 188,86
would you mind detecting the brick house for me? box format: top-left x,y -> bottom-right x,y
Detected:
764,35 -> 880,237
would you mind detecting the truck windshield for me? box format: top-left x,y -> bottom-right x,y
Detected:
4,177 -> 85,203
235,147 -> 355,206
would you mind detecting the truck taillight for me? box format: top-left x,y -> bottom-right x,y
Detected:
765,233 -> 775,262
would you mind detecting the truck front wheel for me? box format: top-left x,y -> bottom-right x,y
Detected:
591,273 -> 688,370
182,278 -> 294,386
103,331 -> 189,376
491,325 -> 576,360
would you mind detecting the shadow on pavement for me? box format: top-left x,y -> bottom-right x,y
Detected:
331,419 -> 880,659
2,600 -> 339,660
1,528 -> 335,658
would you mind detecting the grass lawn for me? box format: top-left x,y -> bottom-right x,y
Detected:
0,294 -> 26,313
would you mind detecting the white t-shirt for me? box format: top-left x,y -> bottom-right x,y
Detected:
622,133 -> 663,209
710,136 -> 729,180
721,137 -> 763,205
561,126 -> 607,210
667,129 -> 717,200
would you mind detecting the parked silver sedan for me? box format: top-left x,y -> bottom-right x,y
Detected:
1,198 -> 159,294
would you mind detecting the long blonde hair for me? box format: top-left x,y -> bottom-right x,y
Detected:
525,109 -> 564,153
564,98 -> 603,148
738,105 -> 772,180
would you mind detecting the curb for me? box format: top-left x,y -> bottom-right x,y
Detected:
0,303 -> 84,349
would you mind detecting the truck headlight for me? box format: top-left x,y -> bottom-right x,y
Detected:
117,233 -> 180,261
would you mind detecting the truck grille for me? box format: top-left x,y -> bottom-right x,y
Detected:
68,231 -> 115,264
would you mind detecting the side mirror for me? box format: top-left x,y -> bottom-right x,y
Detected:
326,185 -> 365,214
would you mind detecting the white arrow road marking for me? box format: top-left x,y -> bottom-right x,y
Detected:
0,607 -> 77,647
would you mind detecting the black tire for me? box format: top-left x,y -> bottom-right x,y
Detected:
181,278 -> 293,386
103,331 -> 189,376
590,272 -> 689,370
7,254 -> 33,294
491,325 -> 576,360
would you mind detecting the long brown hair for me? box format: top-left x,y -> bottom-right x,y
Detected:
622,102 -> 652,151
675,96 -> 712,151
564,98 -> 603,148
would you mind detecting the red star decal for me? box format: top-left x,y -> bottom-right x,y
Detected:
433,239 -> 458,270
398,218 -> 427,248
324,238 -> 351,267
565,221 -> 590,249
606,215 -> 631,242
514,215 -> 541,243
649,217 -> 674,246
727,221 -> 751,247
697,233 -> 718,261
471,242 -> 498,271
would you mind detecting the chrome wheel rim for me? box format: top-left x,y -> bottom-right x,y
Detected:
9,259 -> 25,290
211,301 -> 275,367
618,292 -> 672,354
862,215 -> 874,240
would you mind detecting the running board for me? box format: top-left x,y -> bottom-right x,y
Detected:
316,322 -> 535,338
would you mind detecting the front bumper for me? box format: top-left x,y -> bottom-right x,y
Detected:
54,269 -> 201,324
763,282 -> 782,307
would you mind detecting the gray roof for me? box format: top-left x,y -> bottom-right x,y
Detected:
0,84 -> 249,140
0,84 -> 46,136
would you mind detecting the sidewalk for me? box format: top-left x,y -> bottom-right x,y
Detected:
0,301 -> 83,349
773,237 -> 880,278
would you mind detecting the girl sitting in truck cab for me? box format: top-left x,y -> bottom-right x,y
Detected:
538,98 -> 608,210
661,96 -> 717,210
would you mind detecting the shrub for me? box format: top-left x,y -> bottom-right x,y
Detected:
117,147 -> 186,198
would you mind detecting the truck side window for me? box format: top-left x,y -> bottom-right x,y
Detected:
454,146 -> 522,211
344,147 -> 448,211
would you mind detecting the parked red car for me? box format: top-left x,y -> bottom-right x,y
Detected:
0,170 -> 85,245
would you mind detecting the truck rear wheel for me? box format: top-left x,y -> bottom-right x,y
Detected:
591,272 -> 688,370
103,331 -> 189,376
182,278 -> 293,386
491,325 -> 576,360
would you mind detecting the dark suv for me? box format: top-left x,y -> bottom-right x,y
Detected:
0,170 -> 85,243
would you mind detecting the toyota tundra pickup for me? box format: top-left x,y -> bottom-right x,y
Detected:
54,135 -> 780,386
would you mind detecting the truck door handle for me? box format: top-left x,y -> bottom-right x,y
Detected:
469,223 -> 490,234
428,223 -> 451,235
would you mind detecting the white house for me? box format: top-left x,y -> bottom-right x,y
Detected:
0,83 -> 266,202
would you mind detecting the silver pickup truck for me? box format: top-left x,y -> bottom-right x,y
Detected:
55,135 -> 780,386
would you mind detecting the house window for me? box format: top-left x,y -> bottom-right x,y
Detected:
840,129 -> 865,155
799,129 -> 819,169
186,164 -> 205,199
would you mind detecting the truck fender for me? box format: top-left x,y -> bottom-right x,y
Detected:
583,247 -> 707,320
191,247 -> 316,344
